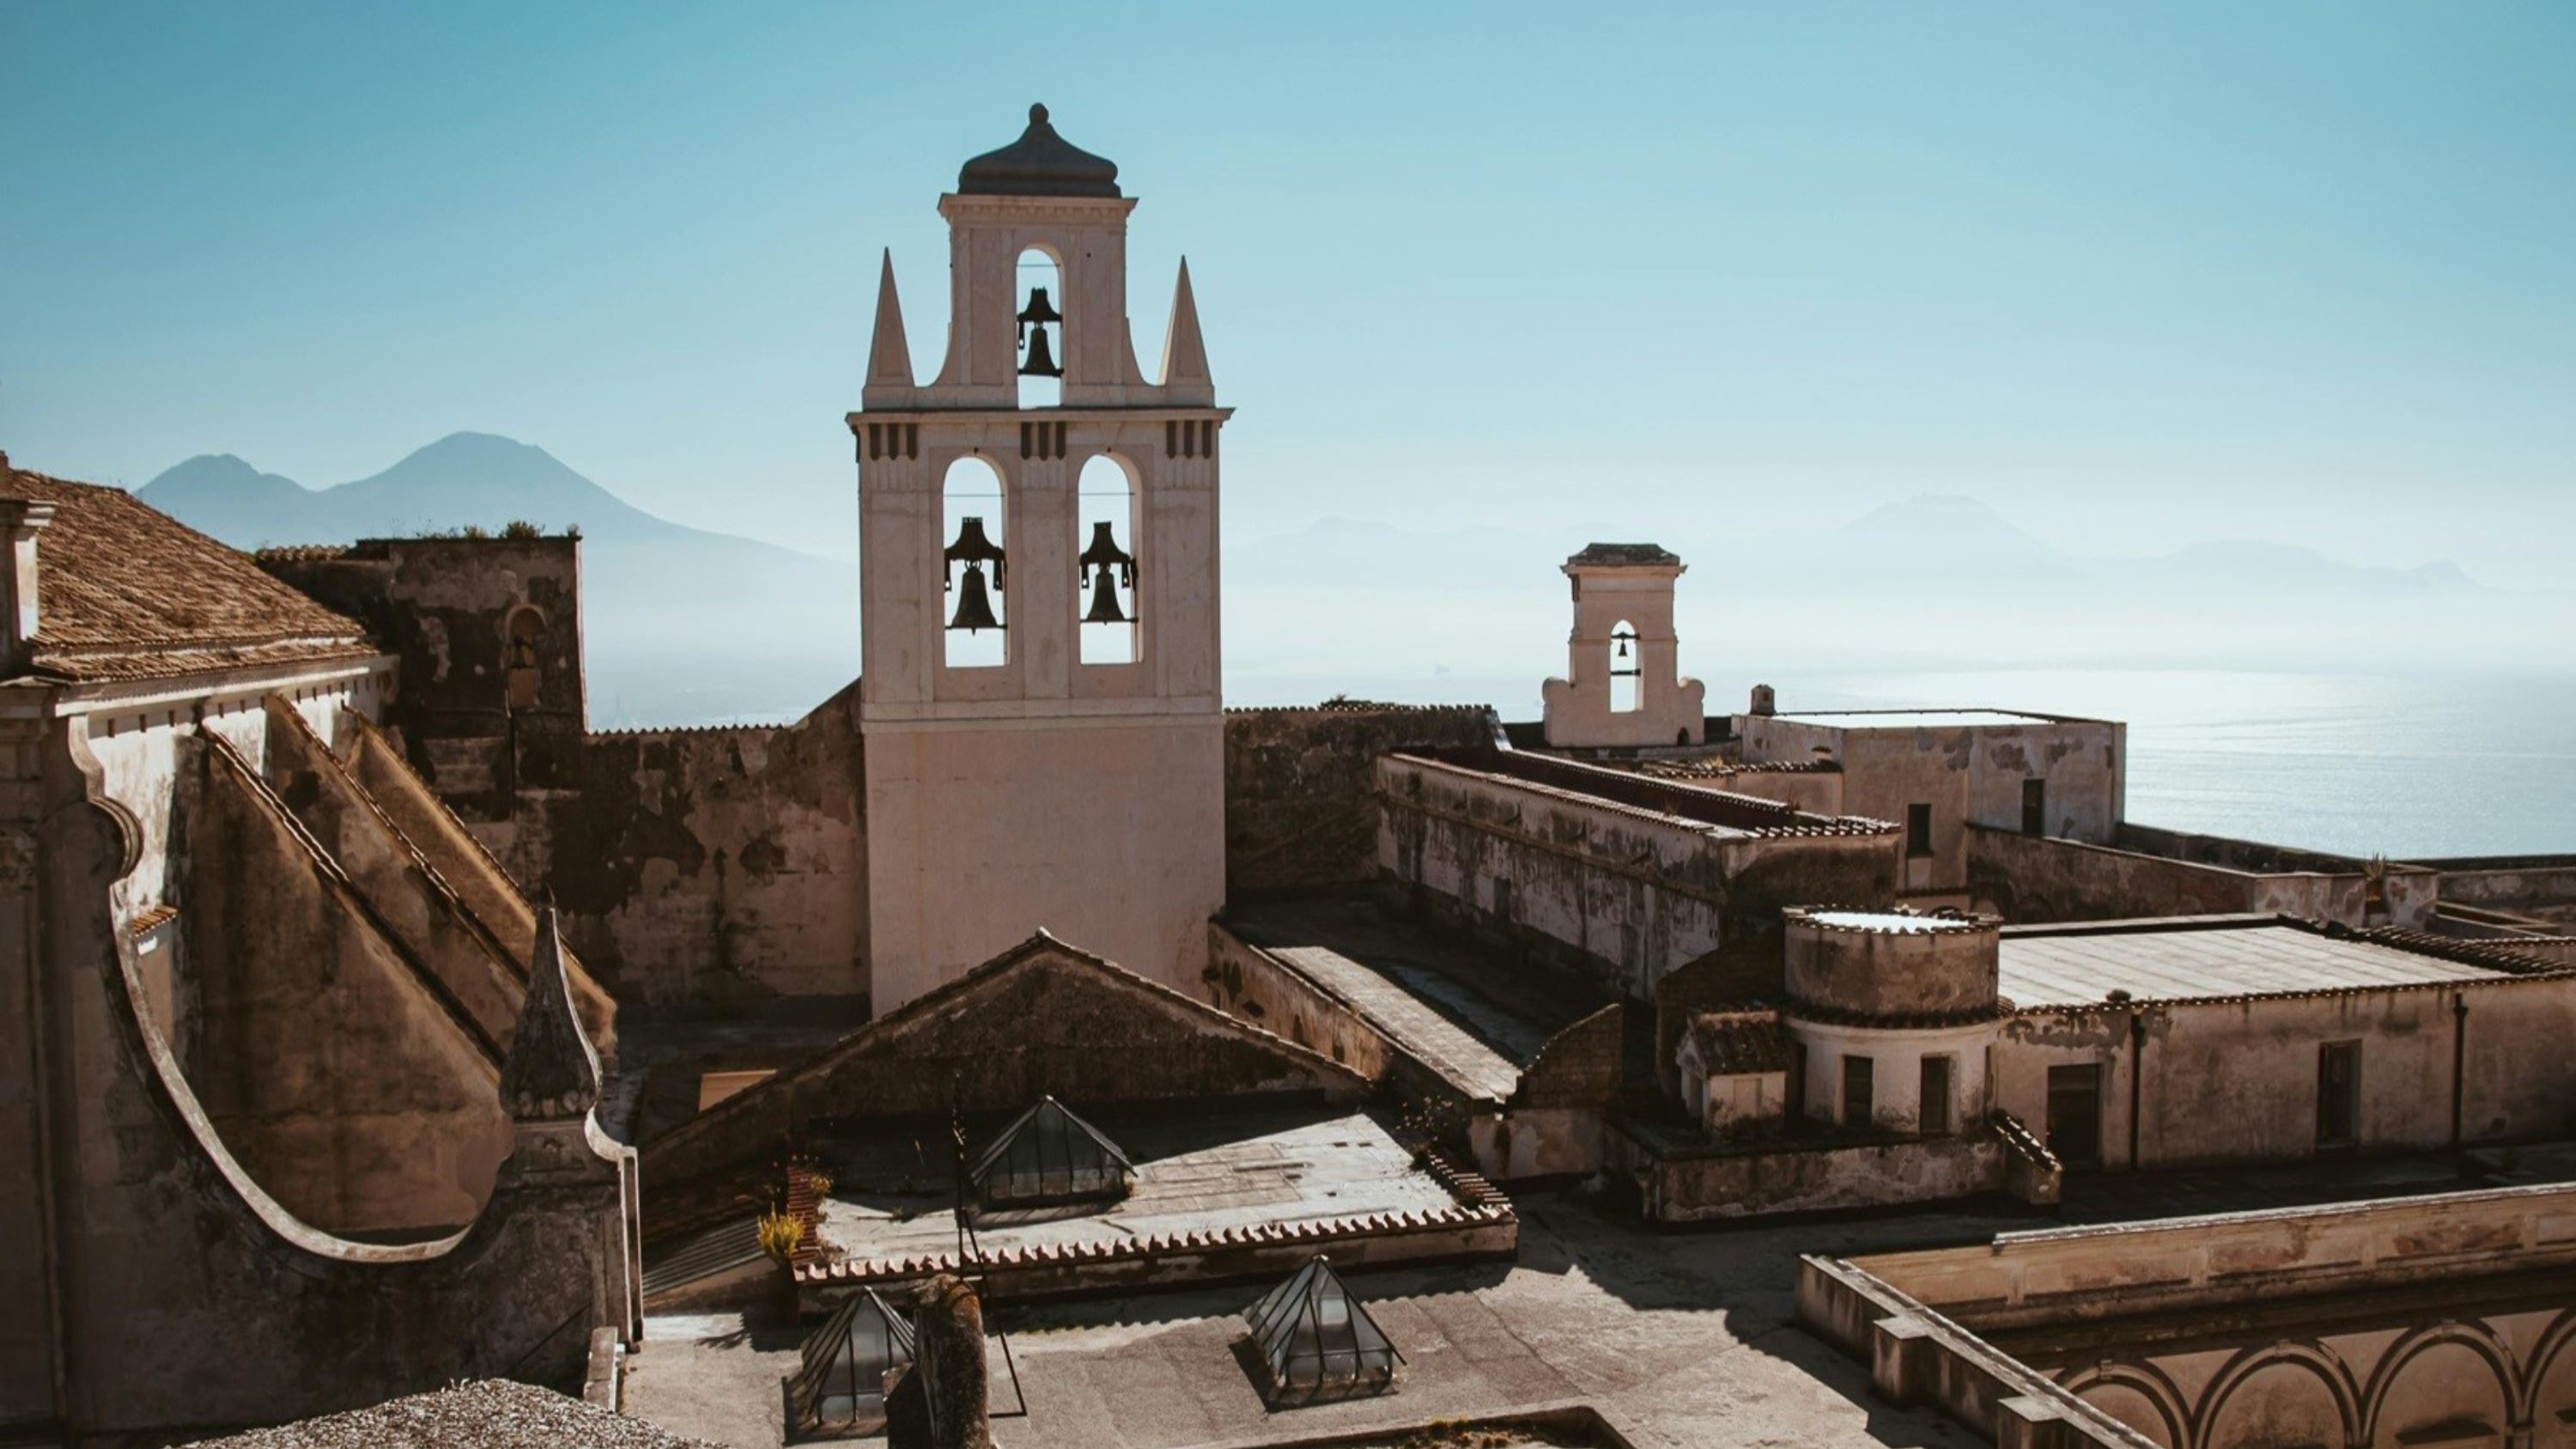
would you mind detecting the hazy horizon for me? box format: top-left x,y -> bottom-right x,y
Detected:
7,2 -> 2576,590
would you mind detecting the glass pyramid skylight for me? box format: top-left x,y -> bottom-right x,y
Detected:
790,1288 -> 914,1438
969,1095 -> 1134,1209
1242,1254 -> 1401,1404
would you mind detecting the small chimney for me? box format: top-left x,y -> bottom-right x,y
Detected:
0,498 -> 58,675
1749,683 -> 1776,717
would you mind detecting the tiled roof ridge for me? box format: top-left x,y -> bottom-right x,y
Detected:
1386,751 -> 1738,838
1782,996 -> 2016,1030
1389,748 -> 1880,838
2023,968 -> 2574,1016
586,722 -> 787,741
2338,922 -> 2574,976
795,1151 -> 1513,1288
1226,701 -> 1493,716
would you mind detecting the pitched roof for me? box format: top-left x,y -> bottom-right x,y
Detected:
0,462 -> 376,684
1565,541 -> 1680,568
1685,1010 -> 1795,1075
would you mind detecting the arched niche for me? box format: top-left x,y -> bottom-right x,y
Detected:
504,604 -> 545,709
1608,618 -> 1641,714
1015,246 -> 1064,410
1076,454 -> 1138,665
2362,1329 -> 2516,1449
941,456 -> 1008,669
2197,1346 -> 2360,1449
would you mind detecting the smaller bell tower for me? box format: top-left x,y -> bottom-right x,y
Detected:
1541,543 -> 1706,750
851,106 -> 1228,1012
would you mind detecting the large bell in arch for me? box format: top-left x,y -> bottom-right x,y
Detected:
948,564 -> 1001,633
1078,520 -> 1135,625
1018,323 -> 1061,380
944,514 -> 1007,633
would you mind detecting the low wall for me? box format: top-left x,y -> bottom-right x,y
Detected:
1612,1121 -> 2007,1223
2426,855 -> 2576,925
1847,1180 -> 2576,1331
1796,1257 -> 2155,1449
1201,922 -> 1398,1085
1969,825 -> 2437,928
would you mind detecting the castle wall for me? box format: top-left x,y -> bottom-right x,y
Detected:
1969,824 -> 2439,928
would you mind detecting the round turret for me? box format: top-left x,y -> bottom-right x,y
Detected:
1783,907 -> 2002,1020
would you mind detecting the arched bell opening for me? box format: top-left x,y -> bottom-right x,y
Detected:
1608,619 -> 1641,714
1077,454 -> 1138,665
942,456 -> 1008,668
503,604 -> 545,710
1014,247 -> 1064,410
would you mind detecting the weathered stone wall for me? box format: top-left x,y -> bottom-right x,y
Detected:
1990,974 -> 2576,1170
1379,751 -> 1899,1005
178,732 -> 511,1234
2422,854 -> 2576,925
1783,911 -> 2000,1019
501,686 -> 867,1005
1200,921 -> 1396,1082
1970,824 -> 2439,928
263,537 -> 587,821
1224,703 -> 1495,895
6,722 -> 635,1444
1613,1120 -> 2004,1222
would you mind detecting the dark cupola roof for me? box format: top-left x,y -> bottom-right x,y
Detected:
957,104 -> 1121,198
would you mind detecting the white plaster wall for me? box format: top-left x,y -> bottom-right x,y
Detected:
1540,565 -> 1704,749
1789,1017 -> 2000,1135
864,714 -> 1224,1010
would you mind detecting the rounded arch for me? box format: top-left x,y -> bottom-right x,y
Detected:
2193,1341 -> 2361,1449
1075,451 -> 1139,665
502,603 -> 547,708
940,454 -> 1009,668
1015,245 -> 1065,408
2521,1309 -> 2576,1429
2060,1359 -> 2190,1449
2360,1321 -> 2519,1449
1607,618 -> 1640,714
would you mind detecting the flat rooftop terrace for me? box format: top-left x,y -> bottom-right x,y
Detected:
1223,889 -> 1619,1104
1999,918 -> 2511,1008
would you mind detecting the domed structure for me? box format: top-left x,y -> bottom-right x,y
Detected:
957,103 -> 1121,198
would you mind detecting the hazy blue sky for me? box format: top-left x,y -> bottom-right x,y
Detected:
6,2 -> 2573,586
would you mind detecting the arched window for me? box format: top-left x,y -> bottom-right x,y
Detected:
505,606 -> 544,709
1077,455 -> 1137,665
1015,247 -> 1063,410
942,457 -> 1007,668
1608,619 -> 1640,713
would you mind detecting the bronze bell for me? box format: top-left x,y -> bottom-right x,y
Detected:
1078,520 -> 1135,624
1082,569 -> 1129,625
1018,324 -> 1061,379
1016,286 -> 1063,334
948,563 -> 1001,633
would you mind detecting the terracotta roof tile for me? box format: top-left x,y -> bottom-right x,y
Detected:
1686,1009 -> 1795,1075
0,465 -> 375,684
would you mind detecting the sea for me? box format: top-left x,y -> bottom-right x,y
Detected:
592,653 -> 2576,863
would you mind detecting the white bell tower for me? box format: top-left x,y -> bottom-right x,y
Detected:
1540,543 -> 1706,750
852,105 -> 1228,1011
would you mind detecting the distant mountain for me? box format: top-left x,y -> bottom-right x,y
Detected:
137,435 -> 860,727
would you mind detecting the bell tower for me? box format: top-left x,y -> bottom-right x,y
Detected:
1540,543 -> 1706,750
852,105 -> 1228,1011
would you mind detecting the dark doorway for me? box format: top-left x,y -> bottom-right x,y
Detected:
2046,1062 -> 2103,1166
1905,803 -> 1933,858
1841,1055 -> 1874,1133
2317,1041 -> 2360,1148
2021,778 -> 2046,837
1919,1056 -> 1953,1135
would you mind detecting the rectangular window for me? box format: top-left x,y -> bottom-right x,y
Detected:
1492,875 -> 1514,923
1905,803 -> 1934,858
2021,778 -> 2047,837
2317,1041 -> 2360,1148
1919,1056 -> 1953,1135
2046,1062 -> 2103,1166
1842,1055 -> 1875,1133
